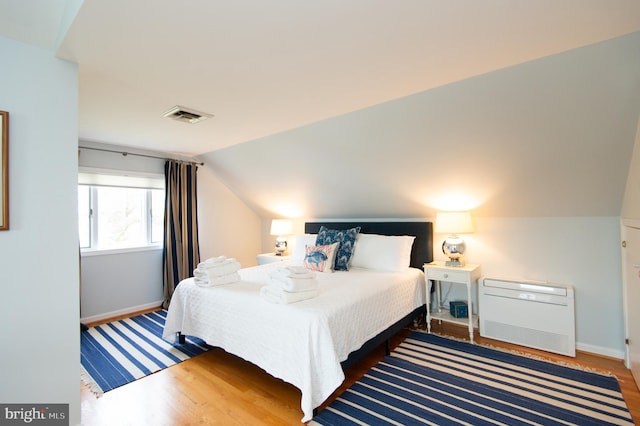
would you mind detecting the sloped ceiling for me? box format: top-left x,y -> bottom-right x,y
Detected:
3,0 -> 640,156
201,33 -> 640,218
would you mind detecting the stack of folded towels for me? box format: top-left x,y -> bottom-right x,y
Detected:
193,256 -> 241,287
260,265 -> 319,304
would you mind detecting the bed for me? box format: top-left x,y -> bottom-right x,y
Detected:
162,221 -> 433,422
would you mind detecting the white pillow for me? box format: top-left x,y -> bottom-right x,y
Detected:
291,234 -> 317,262
350,234 -> 416,272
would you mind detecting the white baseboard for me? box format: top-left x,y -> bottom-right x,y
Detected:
576,341 -> 624,360
80,300 -> 163,324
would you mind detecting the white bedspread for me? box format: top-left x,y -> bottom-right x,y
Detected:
162,261 -> 425,422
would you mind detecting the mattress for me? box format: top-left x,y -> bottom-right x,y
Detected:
163,260 -> 425,422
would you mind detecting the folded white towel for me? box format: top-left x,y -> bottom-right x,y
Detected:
199,257 -> 233,267
197,257 -> 236,270
193,268 -> 210,278
284,265 -> 313,276
194,272 -> 241,287
194,259 -> 241,277
268,275 -> 319,292
260,285 -> 319,304
197,256 -> 227,269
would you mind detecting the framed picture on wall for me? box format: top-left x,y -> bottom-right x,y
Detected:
0,110 -> 8,231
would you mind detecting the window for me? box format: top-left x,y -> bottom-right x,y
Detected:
78,168 -> 165,253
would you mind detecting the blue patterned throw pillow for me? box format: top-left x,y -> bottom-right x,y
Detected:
315,226 -> 361,271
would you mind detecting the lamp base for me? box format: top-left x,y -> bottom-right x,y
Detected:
275,238 -> 287,256
445,258 -> 465,267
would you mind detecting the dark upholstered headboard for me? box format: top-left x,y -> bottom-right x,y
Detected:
304,221 -> 433,269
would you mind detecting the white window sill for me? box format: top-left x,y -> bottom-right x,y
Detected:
81,245 -> 163,257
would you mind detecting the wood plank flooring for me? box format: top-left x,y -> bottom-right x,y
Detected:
81,313 -> 640,425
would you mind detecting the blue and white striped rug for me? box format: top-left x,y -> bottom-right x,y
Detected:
81,310 -> 210,394
312,332 -> 634,425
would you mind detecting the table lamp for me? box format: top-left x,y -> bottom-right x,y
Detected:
270,219 -> 293,256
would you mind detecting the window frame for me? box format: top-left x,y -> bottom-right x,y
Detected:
78,167 -> 165,256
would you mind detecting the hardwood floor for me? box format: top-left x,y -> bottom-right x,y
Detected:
81,314 -> 640,425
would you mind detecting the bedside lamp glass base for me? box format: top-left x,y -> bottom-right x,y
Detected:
274,237 -> 287,256
442,235 -> 466,267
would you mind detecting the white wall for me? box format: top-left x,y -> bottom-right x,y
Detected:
0,36 -> 80,425
81,250 -> 163,321
462,216 -> 624,357
197,165 -> 261,268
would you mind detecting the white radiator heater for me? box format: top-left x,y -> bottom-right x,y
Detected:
479,277 -> 576,357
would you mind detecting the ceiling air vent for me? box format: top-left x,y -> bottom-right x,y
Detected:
162,105 -> 213,124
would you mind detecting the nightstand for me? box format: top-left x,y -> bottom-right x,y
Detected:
424,261 -> 481,342
256,253 -> 290,265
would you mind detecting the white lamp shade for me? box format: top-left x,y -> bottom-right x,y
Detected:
270,219 -> 293,236
435,212 -> 474,234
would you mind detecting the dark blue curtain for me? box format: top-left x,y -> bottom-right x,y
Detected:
162,160 -> 200,308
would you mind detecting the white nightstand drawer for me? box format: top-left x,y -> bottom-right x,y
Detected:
426,268 -> 468,283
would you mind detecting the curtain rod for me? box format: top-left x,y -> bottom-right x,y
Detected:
78,146 -> 204,166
